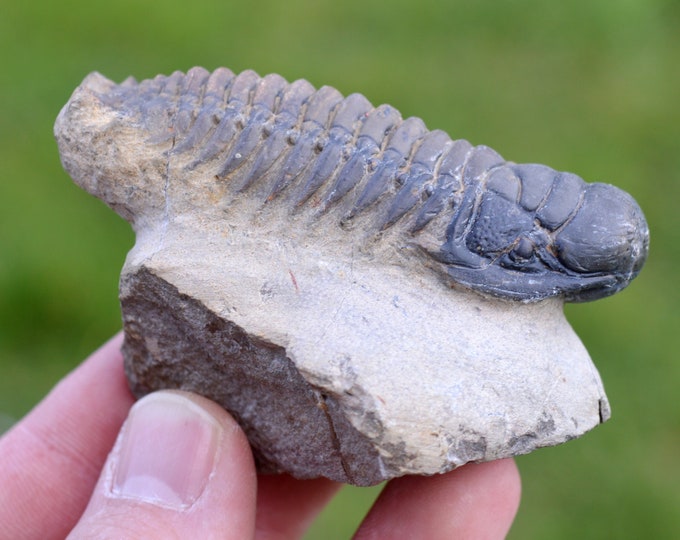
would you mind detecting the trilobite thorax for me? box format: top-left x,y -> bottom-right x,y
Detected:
80,68 -> 466,233
55,67 -> 648,302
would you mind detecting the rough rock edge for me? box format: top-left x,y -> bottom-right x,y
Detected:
121,266 -> 387,485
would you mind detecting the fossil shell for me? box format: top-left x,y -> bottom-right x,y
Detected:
54,67 -> 642,484
56,66 -> 647,303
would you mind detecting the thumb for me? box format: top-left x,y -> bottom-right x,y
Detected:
68,391 -> 257,540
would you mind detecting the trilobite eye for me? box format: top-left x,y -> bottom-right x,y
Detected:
509,237 -> 535,262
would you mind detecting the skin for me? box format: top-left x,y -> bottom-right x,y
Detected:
0,333 -> 521,539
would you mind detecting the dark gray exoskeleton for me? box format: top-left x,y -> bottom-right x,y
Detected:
57,67 -> 649,302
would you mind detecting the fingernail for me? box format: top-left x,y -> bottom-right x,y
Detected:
110,392 -> 221,509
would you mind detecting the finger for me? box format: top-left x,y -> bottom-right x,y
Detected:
354,459 -> 521,540
255,474 -> 341,539
0,333 -> 134,540
69,390 -> 257,540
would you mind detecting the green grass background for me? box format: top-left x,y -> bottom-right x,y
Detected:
1,0 -> 678,537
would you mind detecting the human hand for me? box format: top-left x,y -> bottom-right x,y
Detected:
0,333 -> 521,539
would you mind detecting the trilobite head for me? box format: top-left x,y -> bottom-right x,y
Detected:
439,163 -> 649,302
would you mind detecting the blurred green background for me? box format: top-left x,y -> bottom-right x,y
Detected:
0,0 -> 678,537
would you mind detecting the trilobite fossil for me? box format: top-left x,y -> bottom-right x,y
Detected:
56,66 -> 648,303
54,67 -> 648,484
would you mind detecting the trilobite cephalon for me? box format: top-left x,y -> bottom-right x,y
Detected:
56,67 -> 648,302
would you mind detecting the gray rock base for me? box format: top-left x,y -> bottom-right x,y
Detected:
118,246 -> 610,486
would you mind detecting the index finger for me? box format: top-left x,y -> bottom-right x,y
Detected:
0,333 -> 134,540
354,459 -> 521,539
